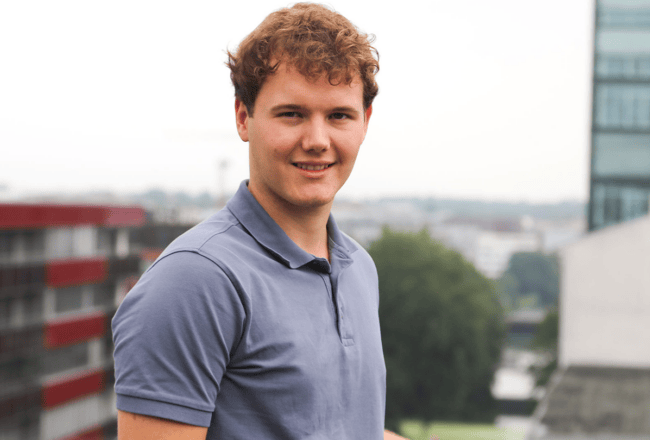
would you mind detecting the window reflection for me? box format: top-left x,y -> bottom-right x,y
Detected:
595,84 -> 650,129
55,286 -> 84,313
593,134 -> 650,177
596,56 -> 650,80
591,184 -> 650,230
599,4 -> 650,28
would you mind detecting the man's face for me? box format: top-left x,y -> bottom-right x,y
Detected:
235,62 -> 372,214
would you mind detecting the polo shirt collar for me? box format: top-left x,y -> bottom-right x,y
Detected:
227,180 -> 358,270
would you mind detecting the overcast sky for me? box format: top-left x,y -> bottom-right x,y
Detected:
0,0 -> 594,202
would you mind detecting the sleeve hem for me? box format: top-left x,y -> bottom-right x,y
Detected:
116,393 -> 213,427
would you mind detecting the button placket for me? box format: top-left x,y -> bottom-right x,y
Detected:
317,272 -> 337,325
330,248 -> 354,346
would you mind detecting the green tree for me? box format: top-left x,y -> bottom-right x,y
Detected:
368,228 -> 505,432
494,273 -> 519,312
499,252 -> 559,308
530,307 -> 559,387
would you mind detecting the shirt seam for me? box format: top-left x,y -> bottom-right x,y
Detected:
115,388 -> 214,413
146,246 -> 250,360
197,220 -> 240,250
192,246 -> 251,358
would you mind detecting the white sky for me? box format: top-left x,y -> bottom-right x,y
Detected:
0,0 -> 594,202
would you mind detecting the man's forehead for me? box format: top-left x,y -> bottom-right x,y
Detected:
271,58 -> 362,88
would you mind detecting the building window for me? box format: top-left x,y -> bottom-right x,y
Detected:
46,227 -> 97,259
0,231 -> 17,260
22,293 -> 42,323
603,188 -> 622,225
591,184 -> 650,229
55,286 -> 83,313
596,55 -> 650,80
0,413 -> 40,440
72,226 -> 96,258
46,228 -> 74,260
0,356 -> 39,385
620,187 -> 650,221
93,282 -> 115,308
592,133 -> 650,178
41,342 -> 89,376
639,58 -> 650,77
599,5 -> 650,28
98,229 -> 117,255
0,296 -> 16,328
27,265 -> 45,285
595,84 -> 650,130
104,334 -> 115,365
23,230 -> 45,259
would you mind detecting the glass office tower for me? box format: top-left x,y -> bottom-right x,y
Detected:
589,0 -> 650,230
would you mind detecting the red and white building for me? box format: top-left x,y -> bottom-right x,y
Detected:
0,204 -> 145,440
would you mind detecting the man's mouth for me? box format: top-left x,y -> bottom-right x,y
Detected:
293,163 -> 332,171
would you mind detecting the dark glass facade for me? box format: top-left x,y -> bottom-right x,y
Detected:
590,0 -> 650,230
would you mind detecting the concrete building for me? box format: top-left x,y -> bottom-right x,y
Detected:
529,215 -> 650,439
560,217 -> 650,370
589,0 -> 650,231
528,1 -> 650,435
0,204 -> 145,440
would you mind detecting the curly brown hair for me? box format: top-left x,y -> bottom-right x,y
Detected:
226,3 -> 379,115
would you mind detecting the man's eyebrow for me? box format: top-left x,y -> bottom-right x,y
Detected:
331,106 -> 361,116
270,104 -> 304,113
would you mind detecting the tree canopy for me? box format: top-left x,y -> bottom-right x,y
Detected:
498,252 -> 559,309
530,307 -> 559,387
368,228 -> 505,431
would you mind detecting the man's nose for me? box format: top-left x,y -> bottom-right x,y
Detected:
302,119 -> 330,152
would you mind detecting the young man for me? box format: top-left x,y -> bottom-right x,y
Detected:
113,3 -> 390,439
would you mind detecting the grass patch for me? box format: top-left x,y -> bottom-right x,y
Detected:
400,420 -> 525,440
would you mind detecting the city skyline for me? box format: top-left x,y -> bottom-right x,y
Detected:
1,0 -> 593,203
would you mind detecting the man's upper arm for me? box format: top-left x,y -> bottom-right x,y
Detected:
383,430 -> 409,439
112,250 -> 246,426
118,413 -> 407,440
118,410 -> 208,440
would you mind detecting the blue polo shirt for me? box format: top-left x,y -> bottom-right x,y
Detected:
112,181 -> 386,439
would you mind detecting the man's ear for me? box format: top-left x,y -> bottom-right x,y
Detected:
235,98 -> 250,142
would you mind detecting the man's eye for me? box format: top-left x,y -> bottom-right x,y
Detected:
330,113 -> 349,120
280,111 -> 301,118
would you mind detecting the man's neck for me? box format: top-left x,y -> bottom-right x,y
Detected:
250,190 -> 332,261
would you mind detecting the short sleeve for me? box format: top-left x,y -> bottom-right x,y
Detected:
112,250 -> 245,427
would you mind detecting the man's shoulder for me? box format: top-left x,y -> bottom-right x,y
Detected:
157,209 -> 248,261
155,207 -> 270,273
172,211 -> 235,245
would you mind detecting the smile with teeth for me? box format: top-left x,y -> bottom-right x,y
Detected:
294,163 -> 332,171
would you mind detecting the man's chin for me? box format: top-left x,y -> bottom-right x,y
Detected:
290,195 -> 336,210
